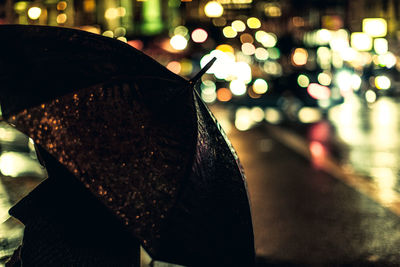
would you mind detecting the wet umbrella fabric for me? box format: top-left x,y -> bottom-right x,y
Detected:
0,25 -> 255,266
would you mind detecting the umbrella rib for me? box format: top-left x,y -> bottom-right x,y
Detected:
189,57 -> 217,85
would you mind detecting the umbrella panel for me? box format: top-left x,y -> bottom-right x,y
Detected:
7,79 -> 196,255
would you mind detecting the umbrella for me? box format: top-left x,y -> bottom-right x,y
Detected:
0,25 -> 255,266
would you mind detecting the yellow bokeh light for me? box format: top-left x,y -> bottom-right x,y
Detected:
117,36 -> 127,43
57,1 -> 67,10
230,80 -> 247,96
223,26 -> 237,38
235,107 -> 252,131
363,18 -> 387,37
365,90 -> 377,103
247,17 -> 261,29
174,25 -> 189,37
170,35 -> 188,50
374,38 -> 388,55
105,7 -> 118,20
375,75 -> 391,90
255,31 -> 267,42
292,48 -> 308,66
14,2 -> 28,12
180,59 -> 193,76
253,79 -> 268,94
56,13 -> 67,24
256,31 -> 277,47
28,7 -> 42,20
232,20 -> 246,32
251,107 -> 265,122
117,7 -> 126,17
265,108 -> 282,124
318,72 -> 332,86
102,30 -> 114,38
351,32 -> 372,51
216,44 -> 234,54
264,4 -> 281,17
204,1 -> 223,18
297,74 -> 310,88
83,0 -> 96,12
298,107 -> 322,123
255,47 -> 269,61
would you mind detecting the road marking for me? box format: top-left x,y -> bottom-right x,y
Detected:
265,124 -> 400,217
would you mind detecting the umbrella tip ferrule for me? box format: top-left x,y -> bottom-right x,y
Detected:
189,57 -> 217,85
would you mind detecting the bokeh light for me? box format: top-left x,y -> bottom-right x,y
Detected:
265,108 -> 282,124
56,14 -> 67,24
232,61 -> 252,84
374,38 -> 388,55
201,80 -> 217,103
166,61 -> 181,74
362,18 -> 387,37
318,72 -> 332,86
232,20 -> 246,32
365,90 -> 377,103
240,33 -> 254,44
298,107 -> 323,123
204,1 -> 224,17
216,44 -> 234,54
28,7 -> 42,20
375,75 -> 391,90
230,80 -> 247,96
174,25 -> 189,37
191,28 -> 208,43
247,17 -> 261,29
102,30 -> 114,38
170,35 -> 188,50
297,74 -> 310,88
292,48 -> 308,66
105,7 -> 118,20
351,32 -> 372,51
57,1 -> 67,11
242,43 -> 256,55
253,79 -> 268,94
217,88 -> 232,102
255,47 -> 269,61
235,107 -> 252,131
307,83 -> 331,100
251,107 -> 265,122
223,26 -> 237,38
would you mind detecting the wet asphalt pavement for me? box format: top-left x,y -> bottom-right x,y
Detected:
228,124 -> 400,266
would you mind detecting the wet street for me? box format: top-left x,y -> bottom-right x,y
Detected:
2,95 -> 400,265
212,95 -> 400,265
229,125 -> 400,265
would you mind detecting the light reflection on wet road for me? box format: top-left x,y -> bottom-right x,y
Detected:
329,96 -> 400,206
213,101 -> 400,264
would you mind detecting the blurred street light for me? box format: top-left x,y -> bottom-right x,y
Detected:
27,7 -> 41,20
204,1 -> 224,18
363,18 -> 387,37
351,32 -> 372,51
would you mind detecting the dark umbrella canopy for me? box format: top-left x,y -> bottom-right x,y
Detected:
0,25 -> 254,266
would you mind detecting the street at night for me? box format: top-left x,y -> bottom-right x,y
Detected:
2,0 -> 400,266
